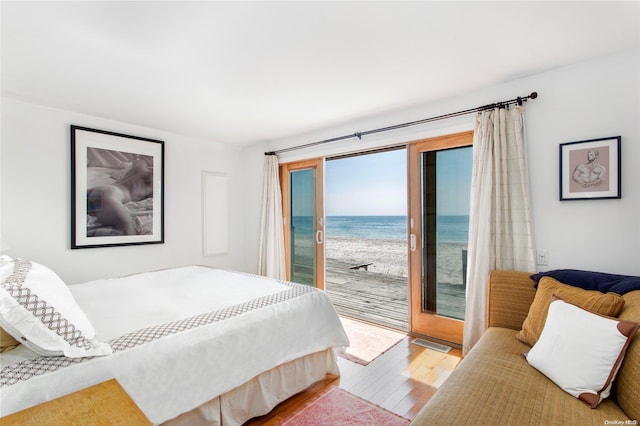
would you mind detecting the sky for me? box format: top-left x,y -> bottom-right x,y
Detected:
326,149 -> 407,216
325,147 -> 471,216
436,147 -> 472,216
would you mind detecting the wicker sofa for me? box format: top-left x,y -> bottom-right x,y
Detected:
411,270 -> 640,425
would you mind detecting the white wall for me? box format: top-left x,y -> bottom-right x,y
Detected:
243,48 -> 640,276
1,98 -> 246,284
3,48 -> 638,283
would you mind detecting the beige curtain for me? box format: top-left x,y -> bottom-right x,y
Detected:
463,106 -> 535,355
258,155 -> 287,280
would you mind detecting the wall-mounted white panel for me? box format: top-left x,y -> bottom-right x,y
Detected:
203,172 -> 229,255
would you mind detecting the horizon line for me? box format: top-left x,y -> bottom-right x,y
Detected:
312,214 -> 471,217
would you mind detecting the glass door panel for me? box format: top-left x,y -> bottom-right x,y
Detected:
290,168 -> 316,285
280,158 -> 325,288
423,147 -> 472,320
408,131 -> 473,344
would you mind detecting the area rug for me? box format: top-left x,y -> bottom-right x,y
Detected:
338,316 -> 405,366
280,387 -> 409,425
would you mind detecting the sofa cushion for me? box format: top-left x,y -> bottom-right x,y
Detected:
516,277 -> 625,346
613,290 -> 640,421
410,328 -> 630,425
531,269 -> 640,295
525,298 -> 639,408
486,270 -> 536,330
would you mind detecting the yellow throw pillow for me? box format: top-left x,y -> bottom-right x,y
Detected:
0,327 -> 20,352
516,277 -> 625,346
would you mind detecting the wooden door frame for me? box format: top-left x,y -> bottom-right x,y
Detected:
407,131 -> 473,344
280,158 -> 325,289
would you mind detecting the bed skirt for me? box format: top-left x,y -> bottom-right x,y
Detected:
162,348 -> 340,426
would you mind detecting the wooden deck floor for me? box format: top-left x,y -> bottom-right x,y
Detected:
325,259 -> 465,331
325,259 -> 409,330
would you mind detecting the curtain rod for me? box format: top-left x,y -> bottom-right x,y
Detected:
265,91 -> 537,156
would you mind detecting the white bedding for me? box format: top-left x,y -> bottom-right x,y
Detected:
0,266 -> 349,424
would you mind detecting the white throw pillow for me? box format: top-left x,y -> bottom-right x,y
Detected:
0,256 -> 112,358
526,296 -> 639,408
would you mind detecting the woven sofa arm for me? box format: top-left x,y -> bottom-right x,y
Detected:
486,270 -> 536,330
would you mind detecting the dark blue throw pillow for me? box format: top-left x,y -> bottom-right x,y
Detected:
530,269 -> 640,295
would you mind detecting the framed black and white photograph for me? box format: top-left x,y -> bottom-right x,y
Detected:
71,125 -> 164,248
559,136 -> 621,201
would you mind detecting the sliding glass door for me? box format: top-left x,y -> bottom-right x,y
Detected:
280,158 -> 325,288
408,132 -> 473,344
278,132 -> 471,347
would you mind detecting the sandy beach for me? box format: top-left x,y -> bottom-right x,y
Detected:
325,236 -> 467,285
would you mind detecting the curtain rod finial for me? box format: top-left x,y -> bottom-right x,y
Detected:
530,92 -> 538,99
264,151 -> 277,156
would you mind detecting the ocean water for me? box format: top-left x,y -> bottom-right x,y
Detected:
290,215 -> 469,242
435,215 -> 470,243
326,216 -> 407,241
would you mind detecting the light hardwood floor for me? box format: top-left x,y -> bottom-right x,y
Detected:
245,335 -> 463,425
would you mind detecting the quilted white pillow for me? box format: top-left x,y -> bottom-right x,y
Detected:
0,256 -> 112,358
526,296 -> 639,408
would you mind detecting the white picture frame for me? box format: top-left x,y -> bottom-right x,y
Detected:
202,172 -> 229,256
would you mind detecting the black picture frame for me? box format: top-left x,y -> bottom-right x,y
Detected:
559,136 -> 621,201
71,125 -> 165,248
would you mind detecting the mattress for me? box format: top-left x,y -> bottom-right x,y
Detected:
0,265 -> 349,424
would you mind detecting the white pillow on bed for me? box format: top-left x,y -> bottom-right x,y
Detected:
0,256 -> 112,358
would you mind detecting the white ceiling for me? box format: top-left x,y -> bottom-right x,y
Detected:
2,1 -> 639,146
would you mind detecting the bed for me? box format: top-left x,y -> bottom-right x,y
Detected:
0,257 -> 349,425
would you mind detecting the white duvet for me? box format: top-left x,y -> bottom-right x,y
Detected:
0,266 -> 349,424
